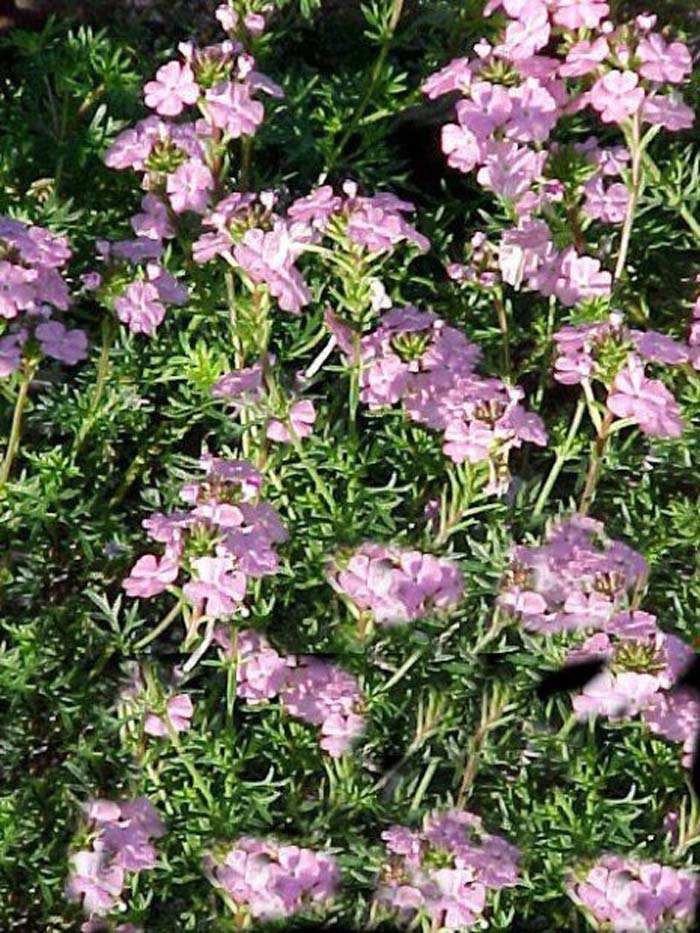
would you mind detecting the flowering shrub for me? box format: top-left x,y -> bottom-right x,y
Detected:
2,0 -> 700,930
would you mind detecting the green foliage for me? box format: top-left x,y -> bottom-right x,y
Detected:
1,3 -> 700,932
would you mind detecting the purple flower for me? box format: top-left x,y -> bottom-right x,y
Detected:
328,542 -> 463,626
144,60 -> 200,116
183,556 -> 247,619
0,332 -> 26,378
607,355 -> 683,438
66,847 -> 125,917
122,552 -> 180,598
205,81 -> 265,137
144,693 -> 194,737
205,838 -> 340,919
36,321 -> 88,365
568,855 -> 698,932
266,399 -> 317,443
114,281 -> 167,336
166,159 -> 214,214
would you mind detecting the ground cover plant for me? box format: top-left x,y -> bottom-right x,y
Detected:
2,0 -> 700,930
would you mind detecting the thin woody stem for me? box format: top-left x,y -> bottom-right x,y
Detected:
614,112 -> 643,284
325,0 -> 404,171
0,359 -> 37,491
579,410 -> 614,516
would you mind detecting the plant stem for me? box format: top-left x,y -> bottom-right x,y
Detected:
166,723 -> 216,810
286,422 -> 336,514
614,113 -> 643,284
325,0 -> 404,171
579,410 -> 614,516
533,398 -> 586,517
134,599 -> 184,652
73,314 -> 116,455
456,687 -> 510,806
240,137 -> 253,190
0,359 -> 37,491
494,290 -> 511,377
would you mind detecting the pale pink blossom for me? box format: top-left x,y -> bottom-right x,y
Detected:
144,61 -> 199,116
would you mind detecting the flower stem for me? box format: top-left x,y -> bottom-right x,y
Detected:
286,421 -> 336,514
0,359 -> 37,491
614,113 -> 643,284
325,0 -> 404,171
73,313 -> 116,455
579,409 -> 614,516
134,599 -> 184,652
166,722 -> 215,810
494,290 -> 511,377
533,398 -> 586,517
456,685 -> 510,806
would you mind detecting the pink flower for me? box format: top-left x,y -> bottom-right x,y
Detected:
642,95 -> 694,132
266,399 -> 317,443
233,224 -> 311,313
555,248 -> 612,305
235,629 -> 292,703
66,848 -> 125,917
0,332 -> 25,377
144,61 -> 199,116
590,70 -> 645,124
35,320 -> 88,365
144,693 -> 194,737
583,178 -> 630,224
123,552 -> 180,598
476,141 -> 546,201
205,81 -> 265,137
505,78 -> 559,144
456,82 -> 512,139
607,355 -> 683,438
441,122 -> 482,174
114,281 -> 167,336
631,330 -> 690,366
559,37 -> 609,77
568,855 -> 698,932
638,34 -> 692,85
183,555 -> 247,618
166,159 -> 214,214
422,58 -> 472,99
553,0 -> 609,30
499,2 -> 551,61
131,194 -> 175,241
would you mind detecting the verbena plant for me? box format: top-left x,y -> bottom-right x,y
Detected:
2,1 -> 700,930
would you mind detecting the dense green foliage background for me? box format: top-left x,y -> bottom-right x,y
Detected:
2,1 -> 700,930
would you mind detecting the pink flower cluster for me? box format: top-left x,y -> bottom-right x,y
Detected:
499,515 -> 648,634
375,808 -> 519,930
553,313 -> 686,438
567,624 -> 691,722
327,540 -> 463,627
566,619 -> 700,769
216,628 -> 365,758
567,854 -> 698,932
87,235 -> 188,337
353,306 -> 547,481
503,514 -> 700,770
66,798 -> 165,920
204,836 -> 339,920
426,9 -> 693,307
193,182 -> 428,314
0,217 -> 87,377
123,455 -> 287,624
212,356 -> 317,444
